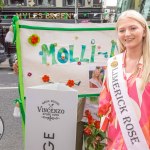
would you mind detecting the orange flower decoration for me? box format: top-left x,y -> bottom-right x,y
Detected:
28,34 -> 40,46
66,80 -> 74,87
42,75 -> 50,82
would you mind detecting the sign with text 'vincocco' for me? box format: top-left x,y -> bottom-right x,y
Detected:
25,84 -> 78,150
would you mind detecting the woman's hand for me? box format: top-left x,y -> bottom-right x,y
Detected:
13,60 -> 18,74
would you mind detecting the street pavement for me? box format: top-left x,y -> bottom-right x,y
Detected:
0,59 -> 23,150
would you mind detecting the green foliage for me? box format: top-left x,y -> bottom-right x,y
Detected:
0,0 -> 4,8
84,134 -> 107,150
83,109 -> 109,150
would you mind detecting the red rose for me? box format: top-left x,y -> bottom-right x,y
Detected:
83,109 -> 108,150
84,127 -> 92,136
85,109 -> 91,116
87,114 -> 94,125
94,120 -> 100,129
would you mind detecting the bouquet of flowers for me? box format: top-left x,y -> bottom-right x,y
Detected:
83,103 -> 111,150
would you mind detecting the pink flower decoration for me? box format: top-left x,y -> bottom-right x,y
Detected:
27,72 -> 32,77
77,61 -> 81,65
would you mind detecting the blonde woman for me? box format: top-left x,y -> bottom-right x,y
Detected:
99,10 -> 150,150
89,67 -> 103,88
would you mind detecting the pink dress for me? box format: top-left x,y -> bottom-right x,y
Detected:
99,53 -> 150,150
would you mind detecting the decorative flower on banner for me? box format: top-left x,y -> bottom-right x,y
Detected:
27,72 -> 32,77
28,34 -> 40,46
83,107 -> 111,150
42,75 -> 50,82
77,61 -> 81,65
66,80 -> 81,87
66,80 -> 75,87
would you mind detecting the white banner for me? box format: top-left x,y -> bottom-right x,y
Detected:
18,21 -> 118,95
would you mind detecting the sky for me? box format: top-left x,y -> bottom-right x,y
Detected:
105,0 -> 117,6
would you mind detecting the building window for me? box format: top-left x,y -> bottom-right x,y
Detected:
64,0 -> 84,6
93,0 -> 101,7
8,0 -> 24,5
27,0 -> 35,6
67,0 -> 74,5
37,0 -> 55,6
93,0 -> 100,4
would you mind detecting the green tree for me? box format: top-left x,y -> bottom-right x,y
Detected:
0,0 -> 4,8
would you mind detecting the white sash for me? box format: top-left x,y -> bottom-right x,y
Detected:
108,53 -> 149,150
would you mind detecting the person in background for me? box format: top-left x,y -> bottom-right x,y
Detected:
5,25 -> 14,43
98,10 -> 150,149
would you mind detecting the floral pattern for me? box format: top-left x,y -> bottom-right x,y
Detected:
66,80 -> 75,87
83,109 -> 108,150
28,34 -> 40,46
42,75 -> 50,82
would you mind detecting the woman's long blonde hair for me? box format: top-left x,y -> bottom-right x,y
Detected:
116,10 -> 150,89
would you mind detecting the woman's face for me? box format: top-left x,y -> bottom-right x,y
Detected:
95,69 -> 100,77
117,17 -> 145,51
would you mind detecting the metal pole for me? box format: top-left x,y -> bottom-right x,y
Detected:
75,0 -> 78,23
